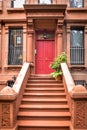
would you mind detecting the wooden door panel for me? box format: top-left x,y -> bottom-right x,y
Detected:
45,41 -> 55,74
35,40 -> 55,74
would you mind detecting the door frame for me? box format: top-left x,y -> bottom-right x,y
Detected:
35,30 -> 55,74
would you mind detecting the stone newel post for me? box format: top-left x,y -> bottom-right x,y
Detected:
70,85 -> 87,129
0,87 -> 17,130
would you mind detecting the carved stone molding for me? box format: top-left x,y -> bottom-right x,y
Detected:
27,18 -> 34,34
56,19 -> 63,35
66,25 -> 70,33
1,104 -> 10,127
75,101 -> 87,129
85,26 -> 87,34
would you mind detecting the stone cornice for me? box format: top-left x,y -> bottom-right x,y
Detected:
24,4 -> 67,20
24,4 -> 67,14
65,18 -> 87,24
1,19 -> 26,23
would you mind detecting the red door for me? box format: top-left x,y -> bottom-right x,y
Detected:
35,40 -> 55,74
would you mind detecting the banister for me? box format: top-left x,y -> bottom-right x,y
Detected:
0,62 -> 30,129
61,63 -> 75,92
61,63 -> 87,130
13,62 -> 30,93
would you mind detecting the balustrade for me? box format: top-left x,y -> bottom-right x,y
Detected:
0,62 -> 30,130
61,63 -> 87,130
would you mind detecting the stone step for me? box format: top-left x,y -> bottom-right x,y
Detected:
24,87 -> 65,93
18,127 -> 69,130
21,98 -> 68,105
17,76 -> 71,130
26,83 -> 63,88
28,79 -> 62,84
22,97 -> 67,102
18,120 -> 70,130
23,92 -> 66,98
19,104 -> 70,112
28,75 -> 55,80
18,111 -> 71,120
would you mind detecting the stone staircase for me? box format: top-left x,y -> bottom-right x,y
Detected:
17,75 -> 71,130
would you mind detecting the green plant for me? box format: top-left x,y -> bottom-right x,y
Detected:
49,52 -> 67,78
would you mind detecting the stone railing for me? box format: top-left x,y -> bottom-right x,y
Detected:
0,62 -> 30,130
61,63 -> 87,130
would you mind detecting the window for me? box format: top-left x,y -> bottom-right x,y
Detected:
11,0 -> 25,8
8,28 -> 23,65
74,80 -> 87,88
38,0 -> 52,4
37,32 -> 55,40
70,28 -> 84,64
70,0 -> 84,8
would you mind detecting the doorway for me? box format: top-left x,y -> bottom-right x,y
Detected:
35,31 -> 55,74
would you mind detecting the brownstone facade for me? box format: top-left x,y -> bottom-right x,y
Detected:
0,0 -> 87,89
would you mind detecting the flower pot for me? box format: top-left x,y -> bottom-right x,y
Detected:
55,75 -> 62,81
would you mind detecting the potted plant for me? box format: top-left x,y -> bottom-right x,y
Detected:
49,52 -> 67,80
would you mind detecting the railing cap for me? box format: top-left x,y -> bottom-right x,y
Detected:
70,85 -> 87,99
0,86 -> 17,100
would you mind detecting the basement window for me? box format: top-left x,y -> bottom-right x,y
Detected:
74,80 -> 87,89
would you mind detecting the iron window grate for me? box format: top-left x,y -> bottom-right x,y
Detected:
74,80 -> 87,89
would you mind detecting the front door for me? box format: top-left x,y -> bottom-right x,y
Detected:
35,32 -> 55,74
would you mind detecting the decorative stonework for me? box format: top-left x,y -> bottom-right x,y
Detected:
2,104 -> 10,127
71,99 -> 74,125
27,18 -> 34,34
75,101 -> 87,129
13,102 -> 16,126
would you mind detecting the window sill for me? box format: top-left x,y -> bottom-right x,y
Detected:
67,8 -> 87,13
5,65 -> 22,69
7,8 -> 24,13
69,64 -> 85,69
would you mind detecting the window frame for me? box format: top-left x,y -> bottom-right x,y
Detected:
70,27 -> 84,48
11,0 -> 25,8
70,27 -> 84,65
70,0 -> 84,8
38,0 -> 52,4
8,28 -> 23,65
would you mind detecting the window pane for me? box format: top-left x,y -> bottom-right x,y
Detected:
11,0 -> 25,8
39,0 -> 52,4
70,29 -> 84,47
37,32 -> 54,40
70,0 -> 83,8
70,28 -> 84,65
8,28 -> 23,65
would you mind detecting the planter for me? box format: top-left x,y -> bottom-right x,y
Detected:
55,75 -> 62,81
